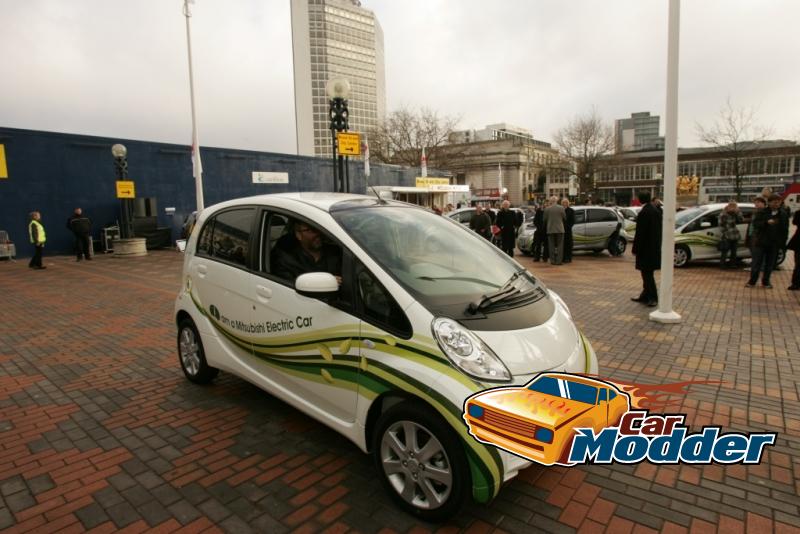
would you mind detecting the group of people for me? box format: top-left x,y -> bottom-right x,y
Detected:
531,196 -> 575,265
467,201 -> 525,257
27,208 -> 93,269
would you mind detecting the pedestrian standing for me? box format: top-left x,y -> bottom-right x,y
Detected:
788,209 -> 800,290
28,211 -> 47,270
631,192 -> 662,306
532,201 -> 549,262
543,196 -> 566,265
718,201 -> 743,268
495,200 -> 517,257
561,198 -> 575,263
747,194 -> 790,288
67,207 -> 93,261
469,205 -> 492,240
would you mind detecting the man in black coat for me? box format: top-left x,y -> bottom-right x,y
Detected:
469,205 -> 492,240
495,201 -> 517,257
67,207 -> 92,261
561,198 -> 575,263
747,193 -> 789,288
532,201 -> 549,262
631,192 -> 662,307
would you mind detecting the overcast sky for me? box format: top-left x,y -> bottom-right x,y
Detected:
2,0 -> 798,155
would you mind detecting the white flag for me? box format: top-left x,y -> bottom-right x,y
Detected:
192,141 -> 203,179
498,163 -> 503,194
363,136 -> 370,178
421,147 -> 428,177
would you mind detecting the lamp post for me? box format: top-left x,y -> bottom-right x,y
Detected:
111,144 -> 134,239
327,78 -> 351,193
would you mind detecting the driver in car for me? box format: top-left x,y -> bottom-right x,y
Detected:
272,221 -> 342,285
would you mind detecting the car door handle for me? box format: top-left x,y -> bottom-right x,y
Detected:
256,285 -> 272,302
196,264 -> 208,278
706,232 -> 714,236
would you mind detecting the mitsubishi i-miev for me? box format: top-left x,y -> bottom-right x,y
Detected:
174,193 -> 598,520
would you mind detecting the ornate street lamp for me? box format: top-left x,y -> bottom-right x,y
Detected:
111,144 -> 134,239
327,78 -> 351,193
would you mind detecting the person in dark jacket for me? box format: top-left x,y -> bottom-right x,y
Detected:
495,201 -> 517,257
28,211 -> 47,269
747,194 -> 790,288
532,202 -> 549,262
271,221 -> 341,284
788,209 -> 800,290
67,207 -> 92,261
561,198 -> 575,263
631,192 -> 662,306
469,205 -> 492,240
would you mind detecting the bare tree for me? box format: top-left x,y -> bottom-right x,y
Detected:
553,108 -> 615,198
368,107 -> 463,169
696,98 -> 772,201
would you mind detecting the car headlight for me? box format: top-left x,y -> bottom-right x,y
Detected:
432,317 -> 511,382
534,427 -> 554,444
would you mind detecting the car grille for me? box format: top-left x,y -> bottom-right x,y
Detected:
483,408 -> 538,437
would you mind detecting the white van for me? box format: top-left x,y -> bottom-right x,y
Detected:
174,193 -> 598,520
673,202 -> 786,267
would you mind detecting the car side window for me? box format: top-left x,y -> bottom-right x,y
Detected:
355,261 -> 411,338
598,389 -> 607,402
608,390 -> 617,401
740,207 -> 754,223
573,210 -> 586,224
196,219 -> 214,256
588,209 -> 617,223
211,209 -> 255,267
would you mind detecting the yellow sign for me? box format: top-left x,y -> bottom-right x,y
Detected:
116,180 -> 136,199
416,177 -> 449,188
0,144 -> 7,179
337,132 -> 361,155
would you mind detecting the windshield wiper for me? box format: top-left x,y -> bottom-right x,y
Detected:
466,270 -> 525,314
417,276 -> 500,288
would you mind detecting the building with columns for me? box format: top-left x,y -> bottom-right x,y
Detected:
444,124 -> 567,205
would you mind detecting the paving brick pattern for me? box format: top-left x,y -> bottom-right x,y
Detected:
0,250 -> 798,533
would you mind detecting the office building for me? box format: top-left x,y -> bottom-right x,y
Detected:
614,112 -> 665,153
291,0 -> 386,157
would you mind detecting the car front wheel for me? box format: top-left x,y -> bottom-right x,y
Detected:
674,245 -> 691,268
608,236 -> 626,256
373,402 -> 469,522
177,319 -> 219,384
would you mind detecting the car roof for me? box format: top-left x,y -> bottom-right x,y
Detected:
570,205 -> 616,210
204,192 -> 384,214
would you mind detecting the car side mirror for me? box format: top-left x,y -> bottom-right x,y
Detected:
700,221 -> 712,228
295,272 -> 339,298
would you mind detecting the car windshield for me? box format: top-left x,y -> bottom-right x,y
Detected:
527,376 -> 598,405
675,206 -> 707,228
333,205 -> 526,307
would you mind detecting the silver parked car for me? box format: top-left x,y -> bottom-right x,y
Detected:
517,206 -> 627,256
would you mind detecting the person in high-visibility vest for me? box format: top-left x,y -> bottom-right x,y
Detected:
28,211 -> 47,269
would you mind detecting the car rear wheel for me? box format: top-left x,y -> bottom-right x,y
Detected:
178,319 -> 218,384
776,248 -> 786,266
608,236 -> 626,257
373,402 -> 469,522
674,244 -> 691,268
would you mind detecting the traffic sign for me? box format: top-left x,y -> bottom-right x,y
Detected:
337,132 -> 361,155
116,180 -> 135,199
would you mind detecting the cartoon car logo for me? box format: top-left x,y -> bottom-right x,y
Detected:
463,372 -> 631,465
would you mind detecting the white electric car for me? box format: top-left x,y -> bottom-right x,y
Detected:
174,193 -> 598,520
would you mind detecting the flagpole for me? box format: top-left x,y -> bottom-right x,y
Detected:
184,0 -> 204,212
650,0 -> 681,324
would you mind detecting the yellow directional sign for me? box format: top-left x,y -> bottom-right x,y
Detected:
416,177 -> 449,187
116,180 -> 136,199
0,144 -> 7,179
337,132 -> 361,155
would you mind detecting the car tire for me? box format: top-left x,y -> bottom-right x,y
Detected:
608,236 -> 626,257
776,248 -> 786,266
674,244 -> 691,268
177,319 -> 219,384
372,401 -> 470,522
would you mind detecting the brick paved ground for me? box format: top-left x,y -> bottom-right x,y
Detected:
0,249 -> 798,533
